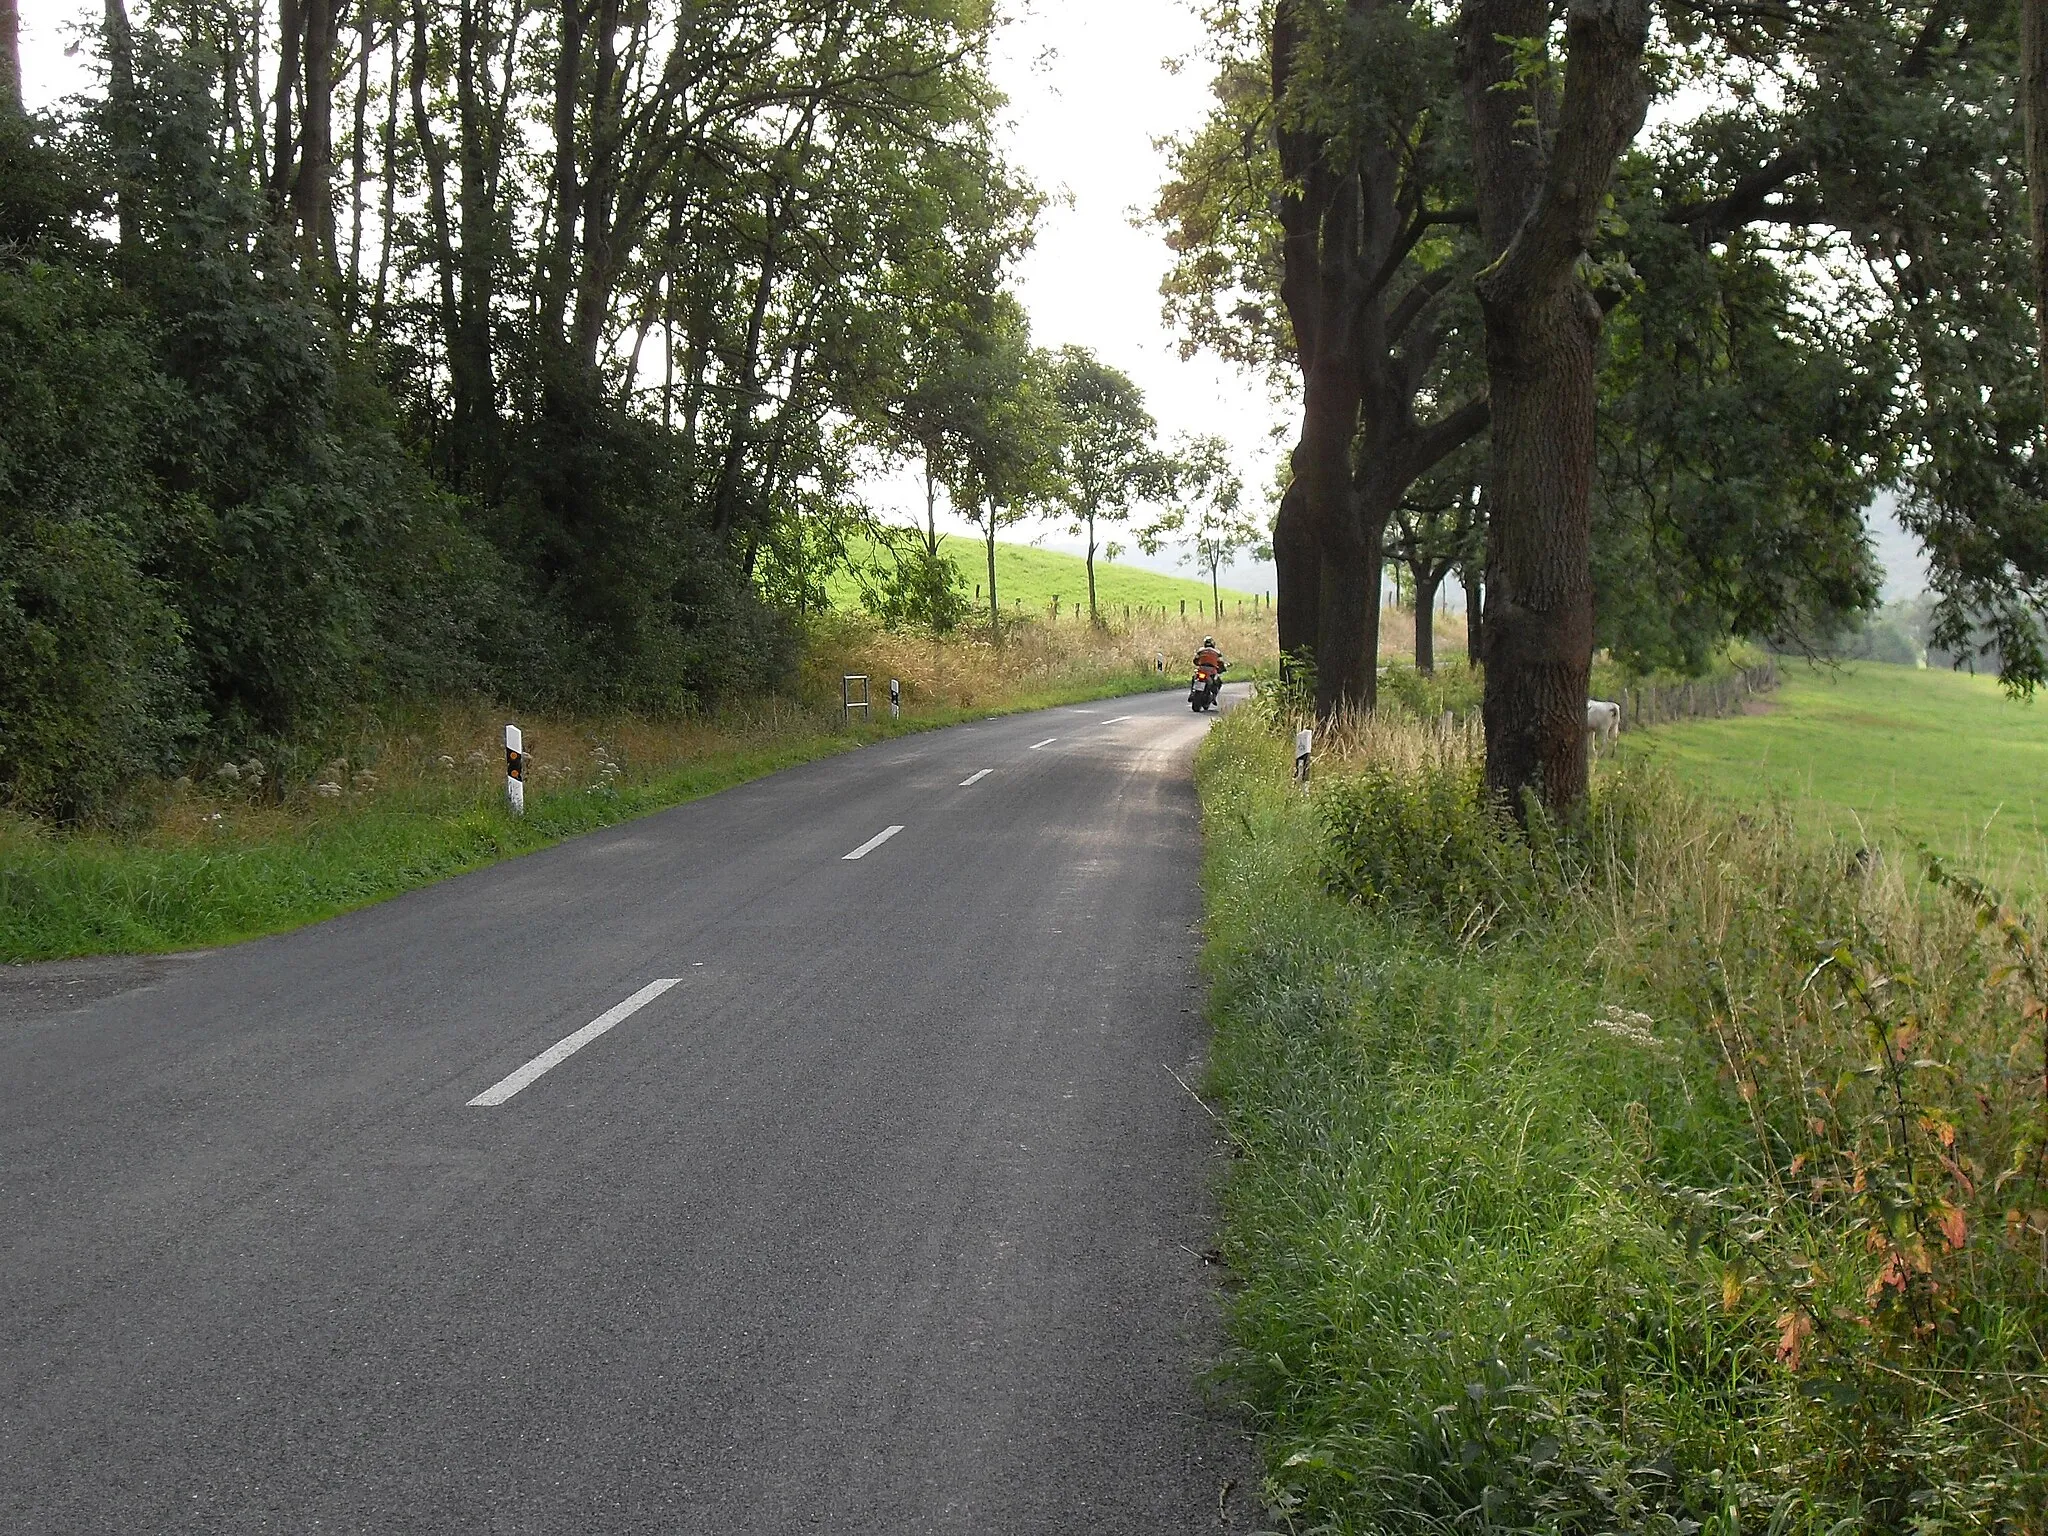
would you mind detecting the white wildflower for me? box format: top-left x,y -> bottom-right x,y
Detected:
1590,1004 -> 1664,1050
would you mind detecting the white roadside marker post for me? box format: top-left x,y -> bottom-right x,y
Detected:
889,678 -> 901,719
1294,727 -> 1313,787
505,724 -> 526,815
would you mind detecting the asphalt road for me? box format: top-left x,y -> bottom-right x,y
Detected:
2,686 -> 1256,1534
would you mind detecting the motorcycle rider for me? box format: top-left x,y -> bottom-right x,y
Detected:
1191,637 -> 1226,708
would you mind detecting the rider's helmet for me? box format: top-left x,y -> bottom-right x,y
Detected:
1202,637 -> 1215,648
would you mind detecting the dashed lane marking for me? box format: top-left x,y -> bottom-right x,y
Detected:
960,770 -> 993,786
843,825 -> 906,860
468,978 -> 681,1107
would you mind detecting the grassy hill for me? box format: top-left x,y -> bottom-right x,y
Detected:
1626,659 -> 2048,885
826,531 -> 1265,622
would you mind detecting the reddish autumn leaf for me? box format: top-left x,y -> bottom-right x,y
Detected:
1776,1310 -> 1813,1370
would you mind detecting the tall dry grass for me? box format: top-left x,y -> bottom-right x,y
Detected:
800,609 -> 1279,714
1202,695 -> 2048,1530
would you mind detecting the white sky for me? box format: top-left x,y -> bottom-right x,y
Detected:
974,0 -> 1286,590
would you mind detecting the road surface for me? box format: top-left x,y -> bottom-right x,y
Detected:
2,687 -> 1256,1533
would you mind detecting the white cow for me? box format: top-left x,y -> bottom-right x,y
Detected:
1586,698 -> 1621,751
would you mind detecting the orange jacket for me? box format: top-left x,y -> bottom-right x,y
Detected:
1193,647 -> 1224,671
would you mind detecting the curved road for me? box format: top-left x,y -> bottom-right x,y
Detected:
2,687 -> 1256,1533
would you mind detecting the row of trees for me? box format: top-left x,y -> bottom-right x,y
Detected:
879,314 -> 1263,636
1160,1 -> 2048,815
2,1 -> 1188,816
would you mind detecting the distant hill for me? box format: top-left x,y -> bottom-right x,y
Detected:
826,533 -> 1265,622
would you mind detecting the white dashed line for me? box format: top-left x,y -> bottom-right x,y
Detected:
960,770 -> 993,786
843,825 -> 905,860
468,978 -> 681,1107
1028,738 -> 1058,750
1097,715 -> 1134,725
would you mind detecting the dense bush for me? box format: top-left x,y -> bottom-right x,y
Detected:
0,50 -> 793,818
0,259 -> 193,815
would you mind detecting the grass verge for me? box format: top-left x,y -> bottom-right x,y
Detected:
3,610 -> 1276,962
1198,701 -> 2047,1532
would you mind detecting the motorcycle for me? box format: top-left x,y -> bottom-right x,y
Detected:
1188,661 -> 1223,712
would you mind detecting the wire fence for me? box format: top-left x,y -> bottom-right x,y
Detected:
1617,660 -> 1778,730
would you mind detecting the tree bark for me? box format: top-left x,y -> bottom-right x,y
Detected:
1414,565 -> 1444,673
104,0 -> 139,252
345,0 -> 371,324
291,0 -> 340,289
1269,0 -> 1490,715
1462,563 -> 1483,664
1086,511 -> 1100,627
371,17 -> 399,330
985,505 -> 1000,634
1460,0 -> 1649,819
0,0 -> 20,119
450,0 -> 499,472
1272,0 -> 1369,717
1272,470 -> 1318,662
2024,0 -> 2048,419
409,0 -> 462,420
269,0 -> 303,218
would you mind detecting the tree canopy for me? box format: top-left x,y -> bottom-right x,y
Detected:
1156,0 -> 2046,810
0,0 -> 1039,813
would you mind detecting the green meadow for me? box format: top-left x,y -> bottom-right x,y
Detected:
1625,659 -> 2048,886
826,531 -> 1265,618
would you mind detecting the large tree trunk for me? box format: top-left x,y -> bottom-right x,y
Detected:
2024,0 -> 2048,417
291,0 -> 339,288
371,18 -> 399,329
1272,471 -> 1319,662
1272,0 -> 1369,717
104,0 -> 140,251
1,0 -> 20,118
1268,2 -> 1491,712
1314,506 -> 1380,714
1414,565 -> 1443,674
269,0 -> 303,217
345,0 -> 371,324
1305,395 -> 1370,714
450,0 -> 498,474
1460,0 -> 1649,819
